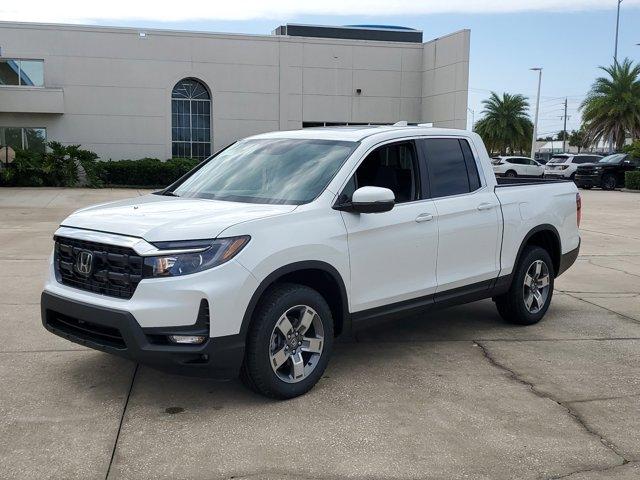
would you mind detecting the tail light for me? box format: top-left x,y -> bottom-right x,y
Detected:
576,192 -> 582,227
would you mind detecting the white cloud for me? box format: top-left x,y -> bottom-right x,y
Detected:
1,0 -> 639,24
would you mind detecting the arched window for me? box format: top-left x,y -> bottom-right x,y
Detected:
171,78 -> 211,159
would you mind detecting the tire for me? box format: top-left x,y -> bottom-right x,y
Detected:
494,246 -> 555,325
601,174 -> 617,190
505,170 -> 517,178
241,283 -> 334,399
569,172 -> 576,181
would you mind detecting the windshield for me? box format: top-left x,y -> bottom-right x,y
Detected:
598,154 -> 626,164
548,156 -> 569,164
173,138 -> 358,204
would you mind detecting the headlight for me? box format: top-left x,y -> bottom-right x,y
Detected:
143,236 -> 250,278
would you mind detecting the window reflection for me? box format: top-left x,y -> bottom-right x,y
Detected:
0,59 -> 44,86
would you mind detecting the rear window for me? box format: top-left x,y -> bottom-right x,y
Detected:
548,156 -> 569,164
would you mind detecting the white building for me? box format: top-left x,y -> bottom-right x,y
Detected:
0,22 -> 470,160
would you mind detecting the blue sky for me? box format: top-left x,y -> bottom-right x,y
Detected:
5,1 -> 640,137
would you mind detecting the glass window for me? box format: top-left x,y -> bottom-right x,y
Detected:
344,142 -> 419,204
173,138 -> 357,205
0,60 -> 20,85
421,138 -> 472,198
0,127 -> 46,164
459,139 -> 481,191
0,59 -> 44,86
171,78 -> 211,160
19,60 -> 44,87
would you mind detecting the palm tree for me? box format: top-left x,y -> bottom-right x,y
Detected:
580,58 -> 640,151
474,92 -> 533,155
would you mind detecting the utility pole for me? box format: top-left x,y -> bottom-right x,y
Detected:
530,67 -> 543,160
562,98 -> 568,153
467,108 -> 475,131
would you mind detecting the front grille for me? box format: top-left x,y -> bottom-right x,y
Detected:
54,236 -> 143,299
577,166 -> 596,174
47,312 -> 126,349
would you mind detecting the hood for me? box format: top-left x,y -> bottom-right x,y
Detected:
61,194 -> 297,242
577,162 -> 605,169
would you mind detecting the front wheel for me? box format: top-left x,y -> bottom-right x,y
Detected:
241,283 -> 334,399
494,246 -> 554,325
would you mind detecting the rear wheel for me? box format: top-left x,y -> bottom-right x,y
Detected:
601,174 -> 617,190
505,170 -> 517,178
241,283 -> 333,399
494,246 -> 554,325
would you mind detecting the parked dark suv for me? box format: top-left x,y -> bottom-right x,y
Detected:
574,153 -> 640,190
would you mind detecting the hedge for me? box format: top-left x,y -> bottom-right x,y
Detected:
99,157 -> 199,187
626,171 -> 640,190
0,141 -> 202,188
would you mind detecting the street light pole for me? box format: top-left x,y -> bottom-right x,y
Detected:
467,107 -> 475,131
614,0 -> 623,63
530,67 -> 543,160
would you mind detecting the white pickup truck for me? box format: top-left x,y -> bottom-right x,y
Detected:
41,126 -> 581,399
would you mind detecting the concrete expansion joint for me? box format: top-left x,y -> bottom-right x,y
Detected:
545,460 -> 638,480
473,341 -> 631,471
557,291 -> 640,325
224,472 -> 340,480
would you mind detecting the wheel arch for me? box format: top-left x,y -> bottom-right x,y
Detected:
240,261 -> 350,340
514,224 -> 562,276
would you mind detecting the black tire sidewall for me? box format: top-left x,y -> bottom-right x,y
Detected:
245,284 -> 334,399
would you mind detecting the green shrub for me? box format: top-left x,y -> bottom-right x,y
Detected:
100,157 -> 199,187
625,171 -> 640,190
0,141 -> 102,187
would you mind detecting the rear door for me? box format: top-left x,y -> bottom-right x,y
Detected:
417,137 -> 502,292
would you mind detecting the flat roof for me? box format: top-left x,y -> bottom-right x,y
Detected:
273,23 -> 423,43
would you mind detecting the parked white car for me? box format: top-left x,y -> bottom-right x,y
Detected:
42,126 -> 581,399
544,153 -> 603,180
492,156 -> 545,177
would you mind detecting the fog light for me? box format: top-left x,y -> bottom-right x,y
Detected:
168,335 -> 207,344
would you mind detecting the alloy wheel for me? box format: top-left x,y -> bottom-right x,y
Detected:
522,260 -> 550,314
269,305 -> 324,383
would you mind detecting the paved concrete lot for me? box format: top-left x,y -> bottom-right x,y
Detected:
0,187 -> 639,480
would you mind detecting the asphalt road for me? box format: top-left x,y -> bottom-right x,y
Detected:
0,187 -> 638,480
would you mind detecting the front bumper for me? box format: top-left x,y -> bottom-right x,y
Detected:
575,173 -> 602,187
41,291 -> 245,378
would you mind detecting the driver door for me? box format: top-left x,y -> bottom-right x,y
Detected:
338,140 -> 438,313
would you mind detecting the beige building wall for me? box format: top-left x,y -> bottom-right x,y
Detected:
0,22 -> 470,160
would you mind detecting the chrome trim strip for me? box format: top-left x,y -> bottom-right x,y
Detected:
54,227 -> 208,256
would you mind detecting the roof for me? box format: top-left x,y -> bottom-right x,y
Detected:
249,126 -> 472,142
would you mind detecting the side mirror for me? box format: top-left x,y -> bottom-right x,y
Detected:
336,186 -> 395,213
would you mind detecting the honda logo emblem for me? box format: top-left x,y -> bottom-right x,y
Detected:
75,250 -> 93,276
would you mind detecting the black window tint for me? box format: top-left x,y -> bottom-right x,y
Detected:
459,139 -> 481,191
346,142 -> 419,203
421,138 -> 470,197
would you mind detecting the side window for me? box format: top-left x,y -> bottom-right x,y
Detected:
459,139 -> 481,191
341,141 -> 420,204
420,138 -> 473,198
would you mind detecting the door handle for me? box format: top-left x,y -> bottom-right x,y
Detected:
477,203 -> 494,211
415,213 -> 433,223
